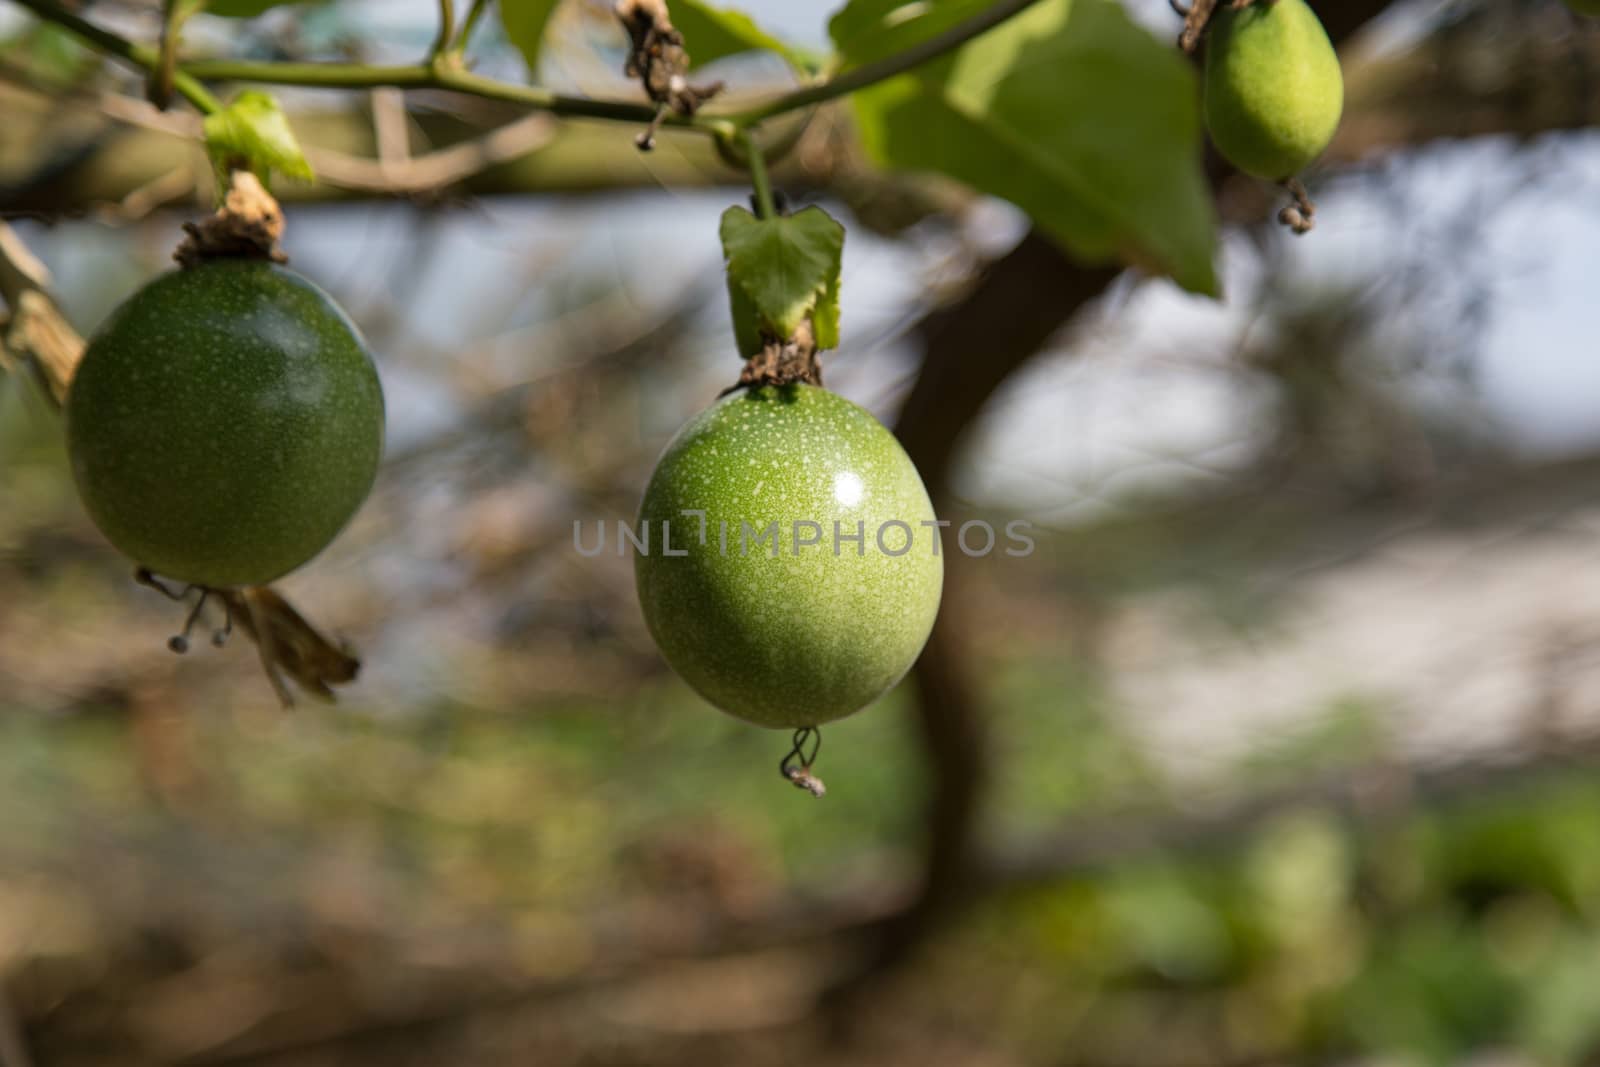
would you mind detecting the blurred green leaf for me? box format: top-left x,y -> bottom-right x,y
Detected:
672,0 -> 814,71
719,205 -> 844,355
500,0 -> 563,78
1106,866 -> 1233,982
1246,812 -> 1351,946
1518,934 -> 1600,1065
1342,914 -> 1515,1066
202,90 -> 314,183
10,22 -> 93,88
837,0 -> 1219,296
829,0 -> 991,66
204,0 -> 304,16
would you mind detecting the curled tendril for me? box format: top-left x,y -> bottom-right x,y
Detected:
779,726 -> 826,798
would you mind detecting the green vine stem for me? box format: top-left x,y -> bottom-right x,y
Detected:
10,0 -> 220,113
726,0 -> 1046,127
149,0 -> 189,109
743,131 -> 777,219
450,0 -> 493,61
427,0 -> 455,67
7,0 -> 1049,143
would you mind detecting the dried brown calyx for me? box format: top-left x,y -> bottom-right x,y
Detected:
174,170 -> 288,267
720,321 -> 823,396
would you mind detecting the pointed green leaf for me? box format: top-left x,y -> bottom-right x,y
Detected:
837,0 -> 1219,296
672,0 -> 815,72
500,0 -> 563,78
720,205 -> 845,356
202,90 -> 314,183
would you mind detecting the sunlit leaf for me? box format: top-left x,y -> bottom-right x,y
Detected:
829,0 -> 991,67
672,0 -> 814,72
500,0 -> 563,78
837,0 -> 1219,296
720,205 -> 845,355
202,89 -> 315,183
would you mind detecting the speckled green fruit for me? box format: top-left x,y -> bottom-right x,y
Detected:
635,385 -> 943,729
1204,0 -> 1343,180
65,260 -> 384,588
1566,0 -> 1600,16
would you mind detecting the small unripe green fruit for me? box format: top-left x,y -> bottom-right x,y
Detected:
635,385 -> 943,729
66,260 -> 384,588
1204,0 -> 1344,180
1566,0 -> 1600,16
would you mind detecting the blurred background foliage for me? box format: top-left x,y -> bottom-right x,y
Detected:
4,0 -> 1600,1065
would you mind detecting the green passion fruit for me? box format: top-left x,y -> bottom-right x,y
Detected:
634,384 -> 943,729
1203,0 -> 1344,181
65,259 -> 384,588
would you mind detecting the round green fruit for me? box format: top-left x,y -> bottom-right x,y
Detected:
1566,0 -> 1600,15
634,384 -> 943,729
65,259 -> 384,588
1204,0 -> 1344,180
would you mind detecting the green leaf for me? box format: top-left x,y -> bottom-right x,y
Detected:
720,206 -> 845,356
13,22 -> 93,88
671,0 -> 814,72
829,0 -> 992,67
204,0 -> 304,16
500,0 -> 563,78
202,90 -> 314,184
837,0 -> 1219,296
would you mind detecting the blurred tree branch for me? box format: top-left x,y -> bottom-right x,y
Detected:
836,0 -> 1426,1018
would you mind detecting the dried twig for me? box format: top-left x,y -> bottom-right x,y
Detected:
615,0 -> 722,150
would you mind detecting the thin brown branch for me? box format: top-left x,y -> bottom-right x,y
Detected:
312,113 -> 558,194
95,90 -> 559,196
830,0 -> 1403,1017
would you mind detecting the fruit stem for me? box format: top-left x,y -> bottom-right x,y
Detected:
1177,0 -> 1266,54
743,131 -> 778,220
1277,177 -> 1317,235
